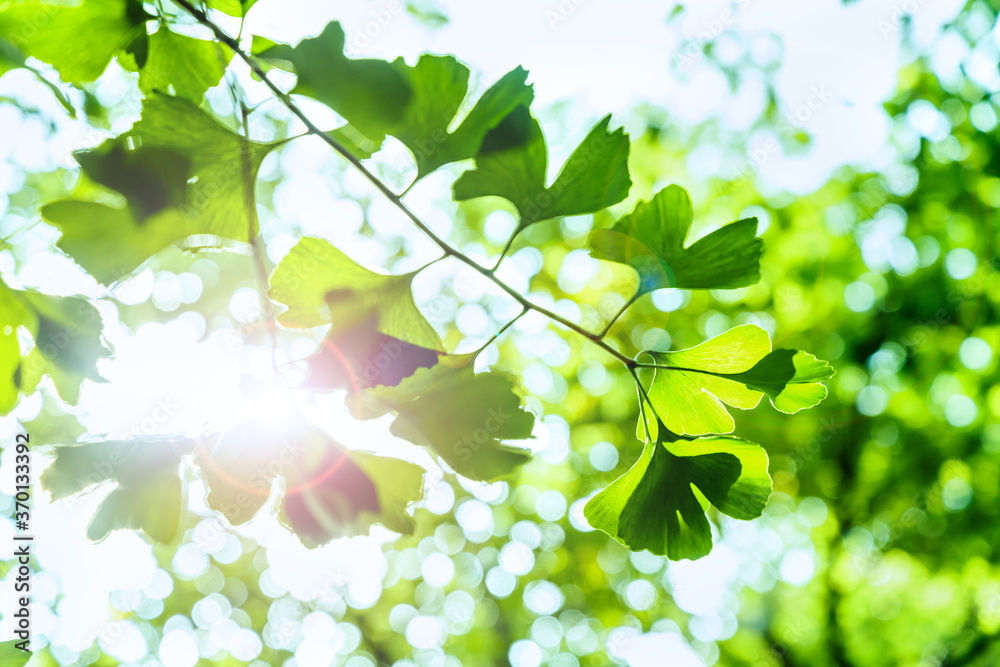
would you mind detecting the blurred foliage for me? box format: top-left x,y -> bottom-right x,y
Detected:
0,0 -> 999,666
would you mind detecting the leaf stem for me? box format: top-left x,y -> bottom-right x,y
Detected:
173,0 -> 637,372
475,305 -> 529,354
597,292 -> 639,338
491,227 -> 521,272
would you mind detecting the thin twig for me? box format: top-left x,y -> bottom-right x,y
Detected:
597,292 -> 639,338
491,228 -> 521,272
474,305 -> 529,354
173,0 -> 637,372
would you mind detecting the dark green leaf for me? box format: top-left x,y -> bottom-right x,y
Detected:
390,56 -> 533,179
589,184 -> 762,295
258,22 -> 411,140
453,105 -> 631,230
585,428 -> 771,560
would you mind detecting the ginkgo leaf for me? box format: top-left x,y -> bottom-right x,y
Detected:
257,22 -> 411,140
140,27 -> 231,102
207,0 -> 257,17
41,437 -> 195,543
589,185 -> 762,295
269,236 -> 441,349
585,428 -> 771,560
387,365 -> 535,481
43,95 -> 281,282
389,55 -> 533,179
43,202 -> 194,284
73,142 -> 191,221
125,94 -> 280,238
198,411 -> 424,545
303,315 -> 440,391
0,281 -> 29,415
728,348 -> 834,414
0,0 -> 151,84
453,105 -> 631,230
279,444 -> 424,548
642,324 -> 832,436
14,290 -> 109,405
0,279 -> 110,414
0,639 -> 30,666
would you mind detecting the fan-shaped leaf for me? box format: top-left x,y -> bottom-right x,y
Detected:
585,428 -> 770,560
453,106 -> 631,230
589,184 -> 762,295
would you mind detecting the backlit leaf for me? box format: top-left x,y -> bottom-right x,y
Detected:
386,364 -> 535,481
390,55 -> 533,179
41,437 -> 195,543
43,95 -> 280,283
453,105 -> 631,230
269,236 -> 441,349
257,22 -> 411,140
0,0 -> 151,83
140,27 -> 231,102
0,279 -> 110,414
585,428 -> 770,560
589,184 -> 762,295
642,324 -> 832,436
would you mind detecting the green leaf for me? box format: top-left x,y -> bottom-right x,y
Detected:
42,202 -> 192,284
269,236 -> 441,349
73,141 -> 191,221
453,105 -> 631,230
303,315 -> 440,391
14,290 -> 109,405
389,56 -> 533,179
0,0 -> 150,83
328,124 -> 383,160
125,95 -> 279,238
0,280 -> 29,415
642,324 -> 832,436
140,27 -> 232,102
43,95 -> 280,283
0,35 -> 27,78
41,437 -> 194,543
0,639 -> 30,666
278,445 -> 425,548
258,22 -> 411,140
728,348 -> 834,414
207,0 -> 257,16
386,365 -> 535,481
585,429 -> 771,560
0,279 -> 110,414
197,413 -> 424,545
589,184 -> 762,295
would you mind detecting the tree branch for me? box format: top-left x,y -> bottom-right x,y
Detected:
172,0 -> 638,370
